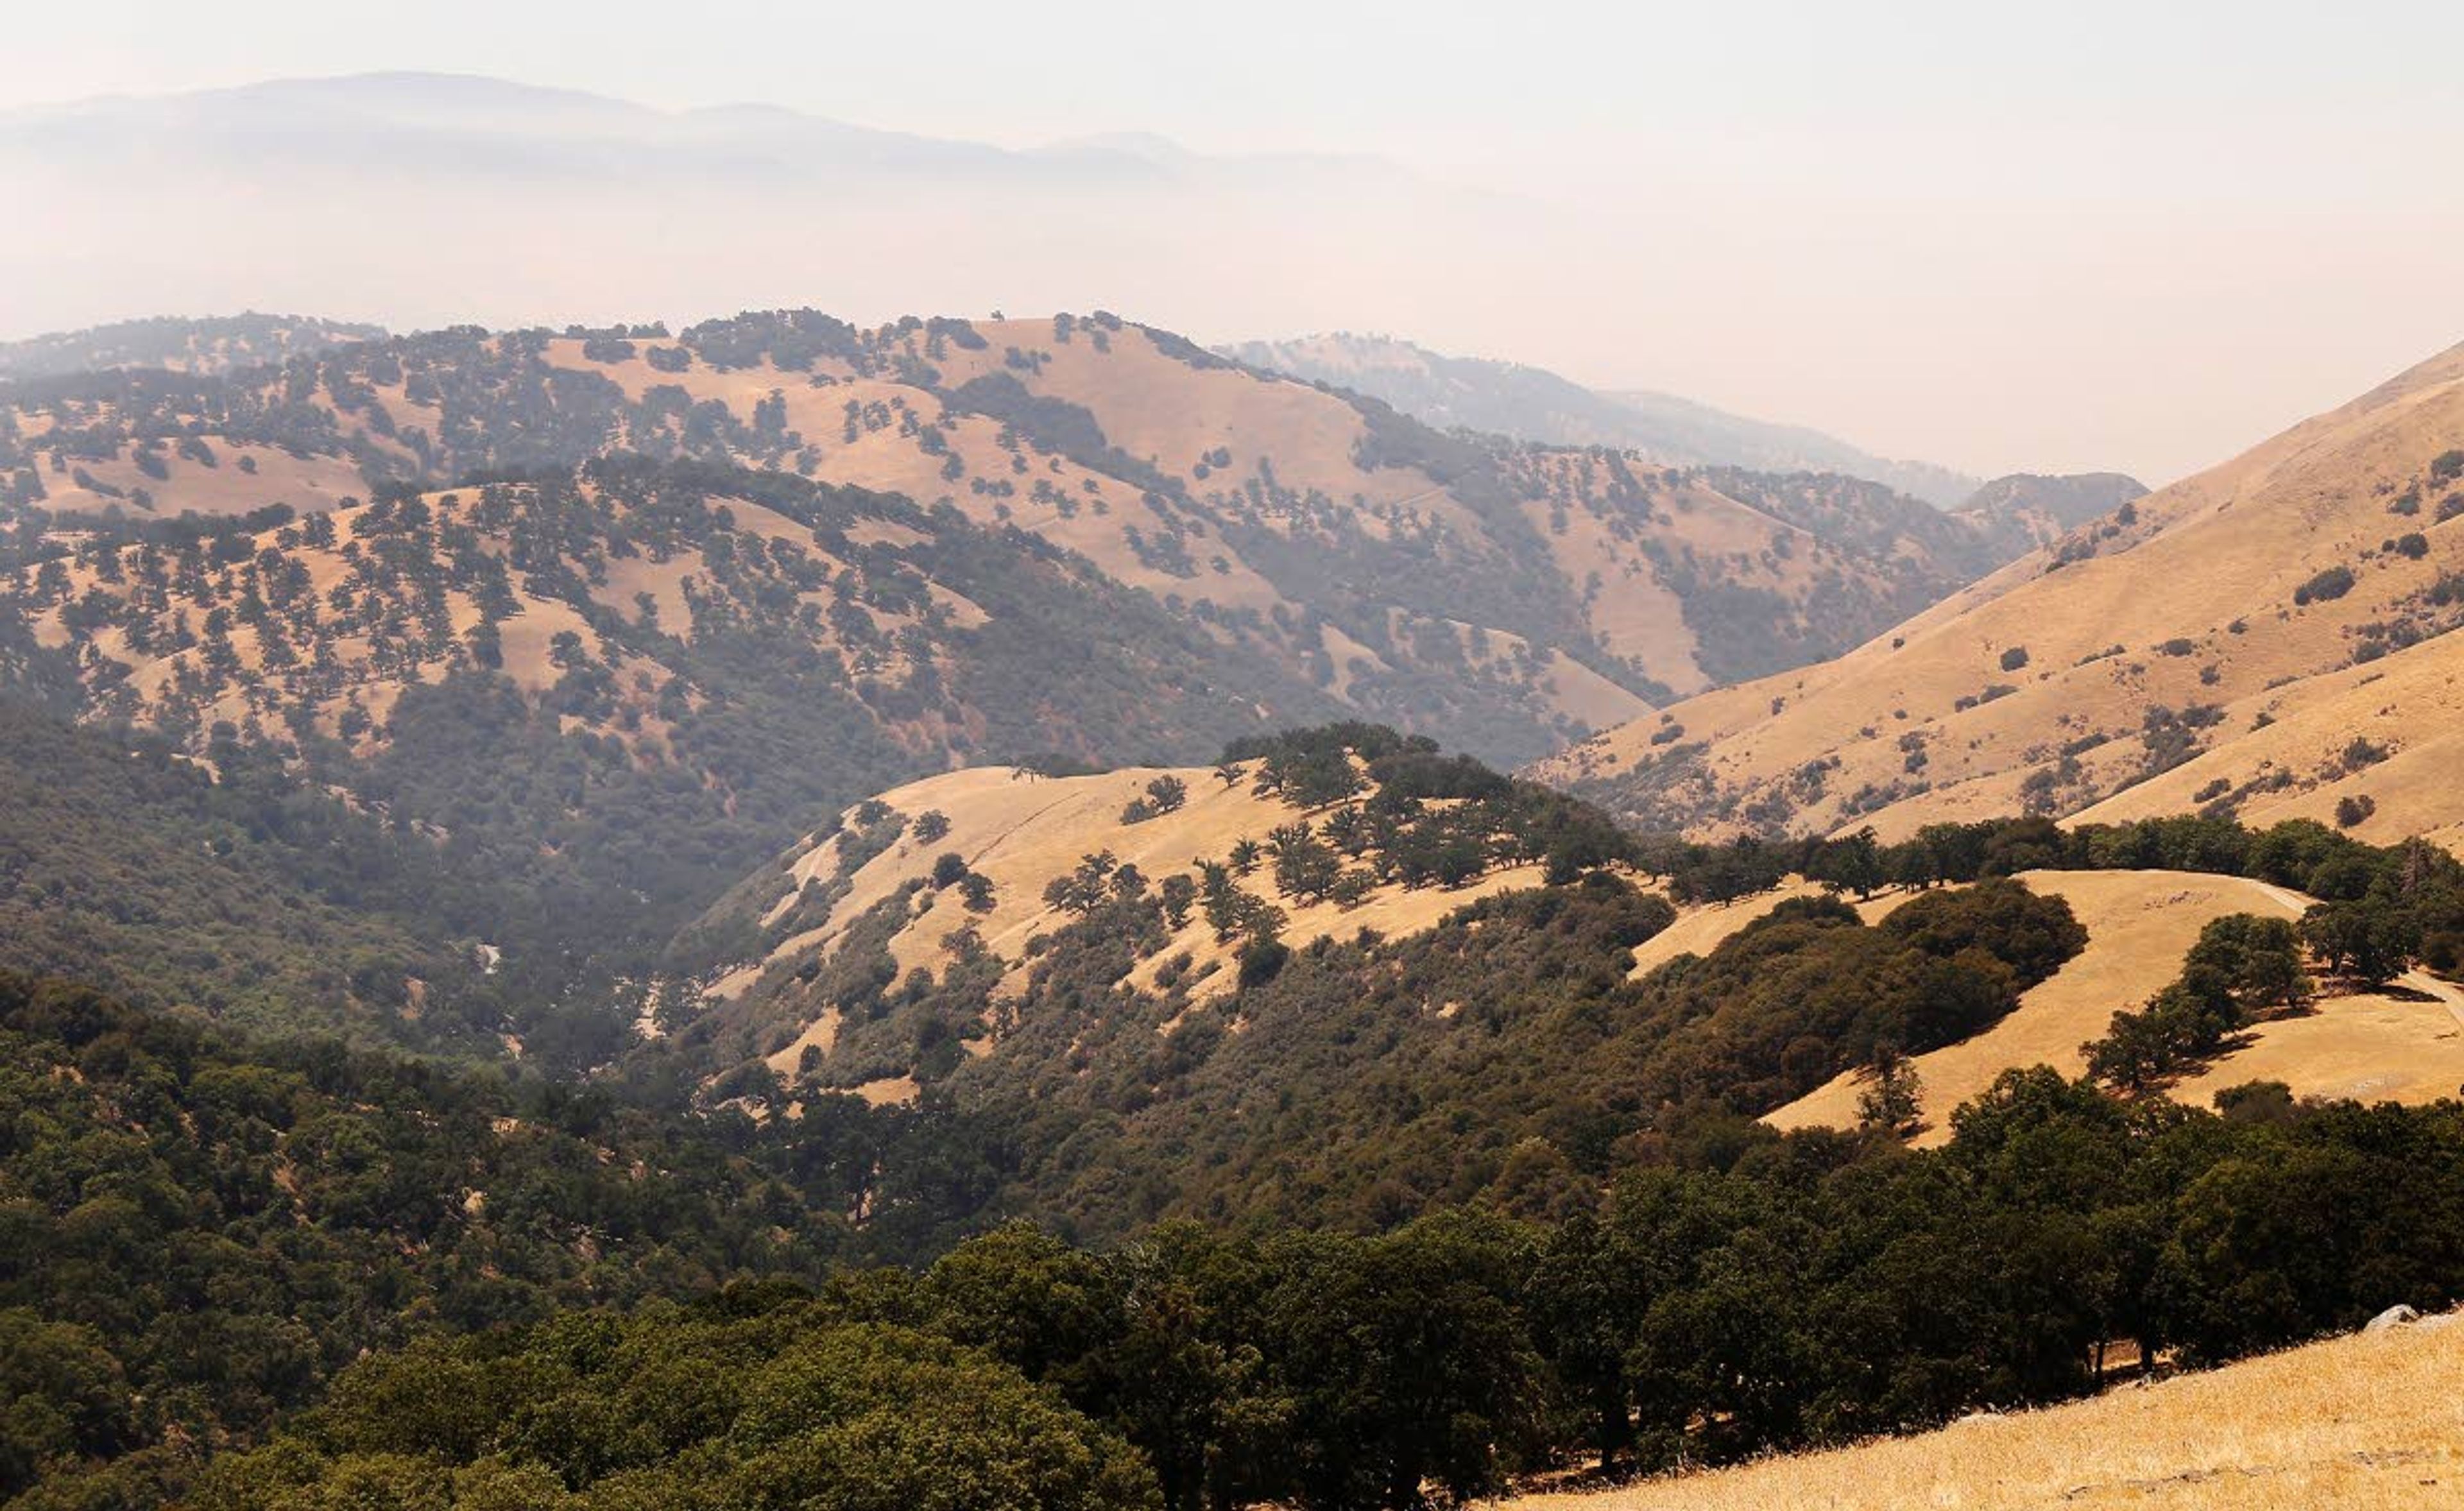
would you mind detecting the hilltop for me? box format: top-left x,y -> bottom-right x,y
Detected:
1537,338 -> 2464,851
1953,468 -> 2149,547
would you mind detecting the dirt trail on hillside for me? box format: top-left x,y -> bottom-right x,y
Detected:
2401,970 -> 2464,1033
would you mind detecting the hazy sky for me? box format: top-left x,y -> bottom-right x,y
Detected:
8,1 -> 2463,482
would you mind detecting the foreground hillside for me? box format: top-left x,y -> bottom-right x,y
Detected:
44,974 -> 2464,1510
1499,1313 -> 2464,1511
14,745 -> 2464,1507
1540,338 -> 2464,849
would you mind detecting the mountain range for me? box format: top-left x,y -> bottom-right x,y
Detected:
0,307 -> 2082,758
4,295 -> 2464,1511
0,73 -> 1534,361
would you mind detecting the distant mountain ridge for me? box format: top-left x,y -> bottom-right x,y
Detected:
1953,470 -> 2150,547
1222,331 -> 1983,506
0,71 -> 1498,341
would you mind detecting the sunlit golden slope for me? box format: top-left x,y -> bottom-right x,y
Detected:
1621,871 -> 2464,1143
1536,339 -> 2464,849
1494,1313 -> 2464,1511
529,318 -> 1993,721
689,758 -> 1552,1101
1756,871 -> 2464,1140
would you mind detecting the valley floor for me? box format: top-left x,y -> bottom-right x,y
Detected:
1490,1315 -> 2463,1510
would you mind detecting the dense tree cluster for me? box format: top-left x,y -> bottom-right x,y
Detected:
34,1020 -> 2464,1511
1653,811 -> 2464,960
0,702 -> 542,1053
0,973 -> 848,1508
196,1307 -> 1155,1511
1223,724 -> 1638,886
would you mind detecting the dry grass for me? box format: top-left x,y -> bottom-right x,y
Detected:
1491,1317 -> 2464,1511
2076,648 -> 2464,855
1768,870 -> 2329,1141
742,760 -> 1548,1029
1533,337 -> 2464,853
2171,977 -> 2464,1108
1751,870 -> 2464,1140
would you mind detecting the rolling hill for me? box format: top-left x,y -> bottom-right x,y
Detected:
663,726 -> 1639,1120
1536,337 -> 2464,851
1,308 -> 2065,761
0,307 -> 2096,1066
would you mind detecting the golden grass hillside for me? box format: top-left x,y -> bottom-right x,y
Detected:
1537,338 -> 2464,850
1491,1313 -> 2464,1511
700,758 -> 1555,1099
525,317 -> 1978,717
17,475 -> 950,757
1630,871 -> 2464,1141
